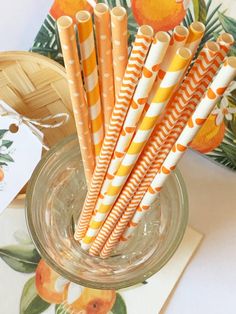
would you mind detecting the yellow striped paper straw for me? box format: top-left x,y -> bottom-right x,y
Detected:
89,41 -> 220,255
107,57 -> 236,251
57,16 -> 95,186
147,25 -> 189,105
111,6 -> 128,97
82,47 -> 192,251
74,26 -> 153,241
94,3 -> 115,133
92,30 -> 168,217
185,21 -> 205,55
76,11 -> 104,160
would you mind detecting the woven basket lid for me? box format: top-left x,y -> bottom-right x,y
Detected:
0,51 -> 75,149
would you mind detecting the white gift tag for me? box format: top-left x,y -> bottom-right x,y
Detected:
0,101 -> 43,214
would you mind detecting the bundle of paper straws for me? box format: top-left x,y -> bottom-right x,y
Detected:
57,4 -> 236,259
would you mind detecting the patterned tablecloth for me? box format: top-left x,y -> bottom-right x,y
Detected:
0,200 -> 202,314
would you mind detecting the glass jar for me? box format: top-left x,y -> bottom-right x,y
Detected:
26,135 -> 188,290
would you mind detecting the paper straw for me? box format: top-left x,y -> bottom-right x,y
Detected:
94,4 -> 115,133
82,47 -> 192,251
185,21 -> 205,55
74,26 -> 153,241
57,16 -> 95,186
76,11 -> 104,160
92,30 -> 168,219
90,42 -> 218,255
111,6 -> 128,97
118,56 -> 236,239
147,25 -> 189,105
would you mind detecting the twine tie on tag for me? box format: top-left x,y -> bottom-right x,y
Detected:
0,104 -> 69,150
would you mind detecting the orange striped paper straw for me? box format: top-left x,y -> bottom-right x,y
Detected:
93,30 -> 168,216
76,11 -> 104,160
85,47 -> 192,253
111,6 -> 128,97
94,3 -> 115,133
147,25 -> 189,105
74,26 -> 153,241
89,42 -> 218,255
185,21 -> 205,55
57,16 -> 95,186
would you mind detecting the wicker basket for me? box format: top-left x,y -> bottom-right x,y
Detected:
0,51 -> 75,148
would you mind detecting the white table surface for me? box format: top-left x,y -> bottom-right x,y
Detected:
1,1 -> 236,313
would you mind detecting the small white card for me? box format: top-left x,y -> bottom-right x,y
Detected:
0,101 -> 43,214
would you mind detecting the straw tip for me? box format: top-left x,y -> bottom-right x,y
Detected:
57,16 -> 73,29
94,3 -> 109,15
111,6 -> 127,18
190,21 -> 206,33
139,25 -> 154,37
177,47 -> 192,59
76,10 -> 91,23
227,56 -> 236,69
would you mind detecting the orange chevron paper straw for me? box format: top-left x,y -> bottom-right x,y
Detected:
109,57 -> 236,248
147,25 -> 189,105
92,30 -> 168,217
89,41 -> 219,255
111,6 -> 128,97
74,26 -> 153,241
185,21 -> 205,55
82,47 -> 192,252
57,16 -> 95,186
76,11 -> 104,160
94,3 -> 115,133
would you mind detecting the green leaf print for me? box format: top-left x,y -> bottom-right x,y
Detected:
20,277 -> 50,314
55,304 -> 71,314
1,140 -> 13,149
218,12 -> 236,40
0,153 -> 14,163
0,129 -> 8,139
192,0 -> 207,23
0,244 -> 41,273
111,293 -> 127,314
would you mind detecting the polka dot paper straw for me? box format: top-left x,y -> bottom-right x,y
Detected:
90,41 -> 219,255
92,30 -> 168,222
110,56 -> 236,253
147,25 -> 189,105
57,16 -> 95,186
94,4 -> 115,133
74,26 -> 153,241
76,11 -> 104,160
81,47 -> 192,251
111,6 -> 128,97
